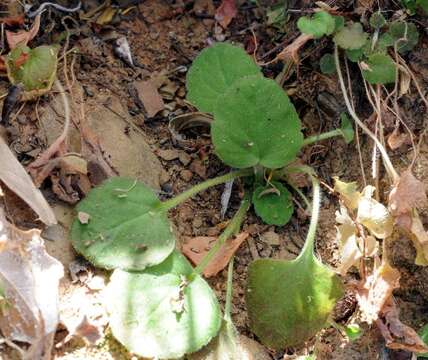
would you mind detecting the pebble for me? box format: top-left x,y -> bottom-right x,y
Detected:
260,231 -> 281,246
158,148 -> 179,161
178,152 -> 192,166
180,169 -> 193,182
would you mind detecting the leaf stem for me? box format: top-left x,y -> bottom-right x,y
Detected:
191,194 -> 251,277
333,45 -> 399,182
302,129 -> 343,147
158,169 -> 252,212
224,257 -> 234,322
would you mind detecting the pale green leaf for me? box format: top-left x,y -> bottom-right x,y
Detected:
106,251 -> 222,359
333,22 -> 368,50
297,11 -> 335,39
71,177 -> 175,271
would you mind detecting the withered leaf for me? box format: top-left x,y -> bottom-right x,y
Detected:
357,261 -> 400,324
215,0 -> 238,29
182,233 -> 249,277
377,299 -> 428,353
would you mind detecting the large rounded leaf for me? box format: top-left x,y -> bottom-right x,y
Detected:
362,53 -> 396,85
106,251 -> 222,359
71,177 -> 175,271
297,11 -> 335,39
252,181 -> 294,226
211,76 -> 303,169
246,255 -> 343,349
186,43 -> 262,113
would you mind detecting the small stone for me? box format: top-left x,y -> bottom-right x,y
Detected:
180,169 -> 193,182
260,231 -> 280,246
178,152 -> 192,166
158,149 -> 179,161
189,159 -> 206,178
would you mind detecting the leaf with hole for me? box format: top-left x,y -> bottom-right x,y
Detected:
6,44 -> 59,100
105,250 -> 222,359
387,21 -> 419,54
320,53 -> 336,74
252,181 -> 293,226
186,43 -> 262,113
70,177 -> 175,271
246,251 -> 343,348
211,76 -> 303,169
297,11 -> 335,39
333,22 -> 368,50
362,53 -> 396,85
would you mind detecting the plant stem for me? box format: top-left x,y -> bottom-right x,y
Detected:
158,169 -> 252,212
224,257 -> 235,323
302,129 -> 343,147
333,45 -> 399,182
191,194 -> 251,277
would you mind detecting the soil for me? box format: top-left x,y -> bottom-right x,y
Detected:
0,0 -> 428,359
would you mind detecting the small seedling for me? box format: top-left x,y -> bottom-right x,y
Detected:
71,43 -> 352,358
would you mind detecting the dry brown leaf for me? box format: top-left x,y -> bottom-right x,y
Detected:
356,262 -> 400,324
134,80 -> 165,118
389,169 -> 427,225
0,209 -> 63,359
215,0 -> 237,28
182,232 -> 249,277
376,299 -> 428,353
333,177 -> 361,211
5,14 -> 40,49
0,136 -> 56,225
387,129 -> 410,150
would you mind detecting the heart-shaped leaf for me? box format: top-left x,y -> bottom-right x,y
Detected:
387,21 -> 419,54
333,22 -> 368,50
186,43 -> 262,113
362,53 -> 396,85
211,76 -> 303,169
105,250 -> 222,359
246,254 -> 343,348
297,11 -> 335,39
71,177 -> 175,271
252,181 -> 294,226
6,44 -> 59,100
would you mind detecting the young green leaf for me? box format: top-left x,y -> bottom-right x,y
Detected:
333,22 -> 368,50
362,53 -> 396,85
252,181 -> 294,226
369,12 -> 386,29
418,323 -> 428,358
387,21 -> 419,54
186,43 -> 262,113
345,324 -> 363,341
211,76 -> 303,169
320,53 -> 336,74
333,15 -> 345,31
339,113 -> 354,144
345,48 -> 364,62
297,11 -> 335,39
71,177 -> 175,271
6,44 -> 59,100
246,176 -> 343,349
105,251 -> 222,359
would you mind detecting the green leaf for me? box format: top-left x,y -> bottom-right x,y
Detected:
345,48 -> 364,62
211,76 -> 303,169
320,53 -> 336,74
369,12 -> 386,28
106,250 -> 222,359
333,15 -> 345,32
418,324 -> 428,357
387,21 -> 419,54
6,45 -> 59,100
345,324 -> 362,341
417,0 -> 428,13
246,254 -> 343,348
339,113 -> 354,143
252,181 -> 294,226
186,43 -> 262,113
333,22 -> 368,50
297,11 -> 335,39
71,177 -> 175,271
362,53 -> 396,85
377,33 -> 395,52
